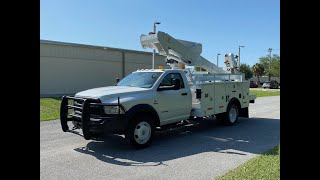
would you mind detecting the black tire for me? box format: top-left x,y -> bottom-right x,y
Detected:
223,103 -> 239,126
125,114 -> 155,149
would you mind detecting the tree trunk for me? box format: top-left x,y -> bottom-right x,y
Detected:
268,73 -> 271,81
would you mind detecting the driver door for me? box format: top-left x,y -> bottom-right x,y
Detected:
156,73 -> 191,125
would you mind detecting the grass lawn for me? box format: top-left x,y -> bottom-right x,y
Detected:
40,97 -> 62,121
250,90 -> 280,97
217,144 -> 280,180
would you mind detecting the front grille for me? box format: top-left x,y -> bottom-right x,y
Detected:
74,100 -> 83,106
71,97 -> 102,119
74,110 -> 82,117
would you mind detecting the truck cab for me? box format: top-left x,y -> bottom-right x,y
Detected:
60,69 -> 192,148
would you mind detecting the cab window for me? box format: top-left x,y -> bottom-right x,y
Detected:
159,73 -> 185,88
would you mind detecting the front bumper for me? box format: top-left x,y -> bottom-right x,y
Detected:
60,96 -> 127,140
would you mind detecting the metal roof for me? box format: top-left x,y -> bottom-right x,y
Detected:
40,39 -> 159,56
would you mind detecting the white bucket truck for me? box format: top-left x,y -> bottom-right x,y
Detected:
60,31 -> 256,148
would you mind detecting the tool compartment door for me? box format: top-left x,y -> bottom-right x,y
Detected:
242,81 -> 250,107
214,83 -> 227,114
200,84 -> 215,116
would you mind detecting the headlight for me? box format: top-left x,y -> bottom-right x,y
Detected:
103,106 -> 125,114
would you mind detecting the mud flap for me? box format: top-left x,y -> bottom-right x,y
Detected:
239,107 -> 249,118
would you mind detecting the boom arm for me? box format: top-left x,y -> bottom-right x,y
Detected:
140,31 -> 237,74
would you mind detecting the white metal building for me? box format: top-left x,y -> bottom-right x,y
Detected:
40,40 -> 168,97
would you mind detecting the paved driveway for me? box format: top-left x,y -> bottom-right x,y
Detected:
40,96 -> 280,180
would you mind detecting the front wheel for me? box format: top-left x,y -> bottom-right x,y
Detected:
125,115 -> 154,149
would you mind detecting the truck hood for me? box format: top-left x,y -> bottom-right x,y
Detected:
75,86 -> 149,100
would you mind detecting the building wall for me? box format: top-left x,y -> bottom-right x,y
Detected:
40,40 -> 167,96
124,52 -> 165,75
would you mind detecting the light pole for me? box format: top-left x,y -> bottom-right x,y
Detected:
238,45 -> 245,66
216,53 -> 220,67
152,22 -> 161,69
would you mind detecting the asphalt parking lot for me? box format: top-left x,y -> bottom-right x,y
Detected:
40,96 -> 280,180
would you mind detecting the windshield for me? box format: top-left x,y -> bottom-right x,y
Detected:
117,72 -> 163,88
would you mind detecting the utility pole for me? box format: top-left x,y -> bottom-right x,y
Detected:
216,53 -> 220,67
268,48 -> 272,81
238,45 -> 244,66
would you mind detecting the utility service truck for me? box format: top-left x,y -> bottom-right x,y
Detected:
60,31 -> 256,148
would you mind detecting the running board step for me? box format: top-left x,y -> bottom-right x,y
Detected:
156,120 -> 190,131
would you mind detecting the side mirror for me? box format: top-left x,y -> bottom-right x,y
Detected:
172,78 -> 180,90
116,78 -> 120,83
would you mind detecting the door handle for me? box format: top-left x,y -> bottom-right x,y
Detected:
181,93 -> 188,96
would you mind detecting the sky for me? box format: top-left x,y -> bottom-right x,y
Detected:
40,0 -> 280,66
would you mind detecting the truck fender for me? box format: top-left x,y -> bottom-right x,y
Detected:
228,97 -> 248,117
228,97 -> 241,110
125,104 -> 160,128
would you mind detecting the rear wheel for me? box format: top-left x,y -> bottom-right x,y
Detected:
224,104 -> 239,125
126,114 -> 155,149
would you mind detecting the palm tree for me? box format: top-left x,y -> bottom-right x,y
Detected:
252,63 -> 265,85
